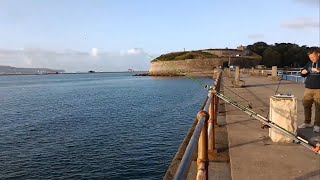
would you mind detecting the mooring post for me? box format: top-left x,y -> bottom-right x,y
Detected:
270,66 -> 280,81
235,66 -> 240,83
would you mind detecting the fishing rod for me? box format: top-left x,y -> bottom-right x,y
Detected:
142,50 -> 320,154
146,52 -> 253,108
144,52 -> 213,91
263,69 -> 287,128
212,89 -> 320,154
185,66 -> 252,109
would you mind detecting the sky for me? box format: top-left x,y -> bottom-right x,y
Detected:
0,0 -> 319,72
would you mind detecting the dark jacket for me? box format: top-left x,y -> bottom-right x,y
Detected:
301,61 -> 320,89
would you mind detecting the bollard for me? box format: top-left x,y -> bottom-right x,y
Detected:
272,66 -> 277,77
232,66 -> 245,87
269,66 -> 280,81
235,66 -> 240,82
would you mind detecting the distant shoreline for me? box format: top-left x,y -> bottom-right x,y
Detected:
0,71 -> 149,76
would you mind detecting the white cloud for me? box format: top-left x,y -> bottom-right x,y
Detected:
91,48 -> 98,56
127,48 -> 144,55
281,18 -> 320,29
0,48 -> 152,72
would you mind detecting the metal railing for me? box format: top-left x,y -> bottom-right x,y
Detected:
243,68 -> 306,84
279,70 -> 305,83
172,71 -> 222,180
244,69 -> 305,83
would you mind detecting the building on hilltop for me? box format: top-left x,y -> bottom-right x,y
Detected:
237,45 -> 247,51
203,45 -> 249,57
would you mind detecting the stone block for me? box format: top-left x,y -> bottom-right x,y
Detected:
269,95 -> 297,143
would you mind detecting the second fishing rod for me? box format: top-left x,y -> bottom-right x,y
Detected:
143,51 -> 319,154
145,51 -> 254,108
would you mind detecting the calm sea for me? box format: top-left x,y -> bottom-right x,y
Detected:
0,73 -> 211,179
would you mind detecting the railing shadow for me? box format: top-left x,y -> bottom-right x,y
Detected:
295,169 -> 320,180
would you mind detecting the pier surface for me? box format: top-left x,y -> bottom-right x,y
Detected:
187,73 -> 320,180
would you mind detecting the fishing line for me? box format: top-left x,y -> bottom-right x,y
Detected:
193,69 -> 254,108
141,50 -> 319,153
144,52 -> 213,91
265,70 -> 286,121
144,51 -> 253,108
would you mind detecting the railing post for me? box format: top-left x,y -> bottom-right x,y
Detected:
208,95 -> 215,151
214,73 -> 221,126
197,111 -> 209,180
214,95 -> 218,126
208,71 -> 222,159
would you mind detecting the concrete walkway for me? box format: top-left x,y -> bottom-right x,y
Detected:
223,73 -> 320,180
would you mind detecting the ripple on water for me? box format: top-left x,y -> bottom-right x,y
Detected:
0,74 -> 211,179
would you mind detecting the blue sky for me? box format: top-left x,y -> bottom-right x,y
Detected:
0,0 -> 319,71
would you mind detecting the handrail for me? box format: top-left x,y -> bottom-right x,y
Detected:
172,70 -> 223,180
174,111 -> 209,180
208,71 -> 222,151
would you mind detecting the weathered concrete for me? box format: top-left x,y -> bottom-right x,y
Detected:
149,58 -> 226,76
235,66 -> 240,82
223,74 -> 320,180
272,66 -> 277,77
269,96 -> 298,143
165,72 -> 319,179
231,66 -> 245,87
268,66 -> 281,81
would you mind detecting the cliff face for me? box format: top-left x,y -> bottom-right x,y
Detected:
149,57 -> 260,76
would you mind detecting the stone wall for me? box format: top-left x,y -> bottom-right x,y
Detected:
241,68 -> 273,76
149,58 -> 260,76
149,58 -> 226,76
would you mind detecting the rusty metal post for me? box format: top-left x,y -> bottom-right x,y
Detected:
208,95 -> 215,151
214,74 -> 221,126
214,96 -> 219,126
197,111 -> 209,180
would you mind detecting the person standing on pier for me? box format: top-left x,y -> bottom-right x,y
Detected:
298,48 -> 320,133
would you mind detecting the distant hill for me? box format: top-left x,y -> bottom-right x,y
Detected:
0,65 -> 65,74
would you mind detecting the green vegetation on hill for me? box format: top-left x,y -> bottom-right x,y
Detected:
151,51 -> 218,62
152,42 -> 319,68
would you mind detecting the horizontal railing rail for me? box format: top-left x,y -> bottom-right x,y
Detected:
172,70 -> 223,180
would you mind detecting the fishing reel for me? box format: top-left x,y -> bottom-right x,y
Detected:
246,103 -> 253,109
261,123 -> 270,129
